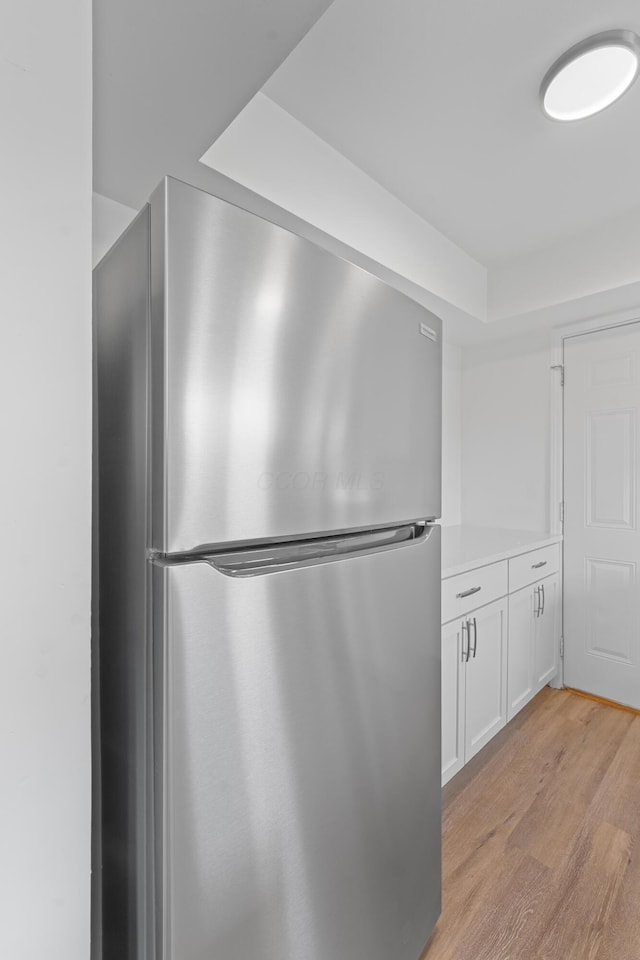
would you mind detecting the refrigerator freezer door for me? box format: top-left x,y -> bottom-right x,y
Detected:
151,178 -> 441,553
154,525 -> 441,960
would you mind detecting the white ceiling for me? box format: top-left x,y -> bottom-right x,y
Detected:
93,0 -> 335,207
262,0 -> 640,266
94,0 -> 640,338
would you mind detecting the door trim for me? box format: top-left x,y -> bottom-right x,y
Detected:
550,308 -> 640,689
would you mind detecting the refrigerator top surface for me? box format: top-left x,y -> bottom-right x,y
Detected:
151,178 -> 441,553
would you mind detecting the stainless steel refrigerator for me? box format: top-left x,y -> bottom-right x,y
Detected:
92,176 -> 442,960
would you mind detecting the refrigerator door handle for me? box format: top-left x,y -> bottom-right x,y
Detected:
204,523 -> 433,577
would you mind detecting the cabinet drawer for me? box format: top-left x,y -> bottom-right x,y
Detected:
509,543 -> 560,593
442,561 -> 508,624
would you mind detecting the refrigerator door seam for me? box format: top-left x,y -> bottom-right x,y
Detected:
152,522 -> 438,576
206,523 -> 433,577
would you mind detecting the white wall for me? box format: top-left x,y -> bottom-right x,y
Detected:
461,335 -> 551,532
93,193 -> 138,267
0,5 -> 92,959
201,92 -> 488,321
490,208 -> 640,323
442,342 -> 462,526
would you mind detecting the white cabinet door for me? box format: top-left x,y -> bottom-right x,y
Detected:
464,598 -> 507,762
535,573 -> 560,689
507,585 -> 536,721
508,575 -> 560,719
441,619 -> 466,785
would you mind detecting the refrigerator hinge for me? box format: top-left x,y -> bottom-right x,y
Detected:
550,363 -> 564,387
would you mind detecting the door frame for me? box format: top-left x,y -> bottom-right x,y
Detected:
549,307 -> 640,688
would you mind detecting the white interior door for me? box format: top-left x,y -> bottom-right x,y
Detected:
564,323 -> 640,709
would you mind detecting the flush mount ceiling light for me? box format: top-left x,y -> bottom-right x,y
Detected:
541,29 -> 640,121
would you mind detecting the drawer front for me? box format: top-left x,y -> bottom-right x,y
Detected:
509,543 -> 560,593
442,561 -> 508,624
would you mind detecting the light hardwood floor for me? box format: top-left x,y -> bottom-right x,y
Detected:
422,687 -> 640,960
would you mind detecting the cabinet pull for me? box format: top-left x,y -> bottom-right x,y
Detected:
456,585 -> 482,599
461,620 -> 469,662
534,586 -> 540,617
532,560 -> 547,569
540,582 -> 545,616
471,617 -> 478,658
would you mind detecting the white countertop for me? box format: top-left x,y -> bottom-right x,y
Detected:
441,524 -> 562,579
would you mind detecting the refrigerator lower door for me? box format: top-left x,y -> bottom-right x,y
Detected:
153,525 -> 441,960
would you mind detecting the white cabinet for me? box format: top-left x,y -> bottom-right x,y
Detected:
441,597 -> 507,785
509,543 -> 560,593
507,572 -> 560,721
441,560 -> 507,625
507,585 -> 535,720
465,598 -> 508,760
442,535 -> 562,786
442,619 -> 465,783
535,573 -> 560,687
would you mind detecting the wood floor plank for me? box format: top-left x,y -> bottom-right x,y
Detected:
443,691 -> 576,845
508,793 -> 589,870
594,834 -> 640,960
441,686 -> 561,809
589,715 -> 640,835
534,818 -> 632,960
443,847 -> 552,960
507,703 -> 632,871
423,688 -> 640,960
442,698 -> 588,877
590,717 -> 640,960
426,691 -> 576,959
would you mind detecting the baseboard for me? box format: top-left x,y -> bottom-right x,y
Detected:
564,687 -> 640,716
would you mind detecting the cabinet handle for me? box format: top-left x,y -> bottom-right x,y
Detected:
532,561 -> 547,569
534,586 -> 540,617
461,620 -> 469,662
471,617 -> 478,658
456,585 -> 482,599
540,582 -> 545,616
